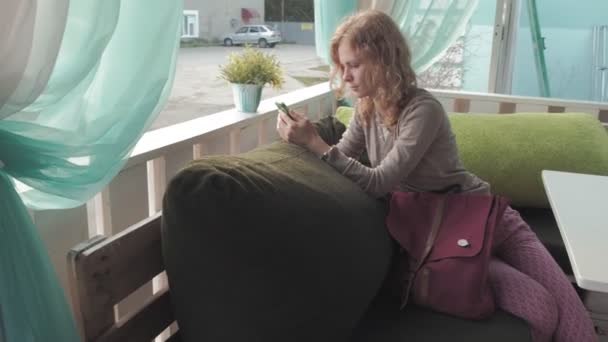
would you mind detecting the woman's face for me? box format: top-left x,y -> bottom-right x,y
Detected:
338,40 -> 374,98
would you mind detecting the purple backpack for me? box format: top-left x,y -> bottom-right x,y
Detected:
386,191 -> 509,319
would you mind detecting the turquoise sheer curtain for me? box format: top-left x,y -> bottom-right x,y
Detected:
0,0 -> 182,340
389,0 -> 479,72
314,0 -> 358,64
314,0 -> 478,74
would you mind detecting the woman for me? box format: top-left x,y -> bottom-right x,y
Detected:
276,9 -> 596,342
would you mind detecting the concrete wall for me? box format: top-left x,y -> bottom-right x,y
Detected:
183,0 -> 265,41
266,21 -> 315,45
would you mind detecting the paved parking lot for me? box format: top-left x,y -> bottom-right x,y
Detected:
150,44 -> 328,130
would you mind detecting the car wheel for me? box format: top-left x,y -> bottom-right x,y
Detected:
269,43 -> 276,48
224,38 -> 233,47
258,38 -> 268,48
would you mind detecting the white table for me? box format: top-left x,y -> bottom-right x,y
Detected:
542,170 -> 608,293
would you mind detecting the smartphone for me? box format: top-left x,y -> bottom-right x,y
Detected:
275,101 -> 295,120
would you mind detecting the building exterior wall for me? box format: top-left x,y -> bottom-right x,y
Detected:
266,21 -> 315,45
183,0 -> 265,41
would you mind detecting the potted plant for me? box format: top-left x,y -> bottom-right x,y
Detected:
218,47 -> 284,113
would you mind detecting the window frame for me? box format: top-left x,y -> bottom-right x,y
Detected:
181,10 -> 199,39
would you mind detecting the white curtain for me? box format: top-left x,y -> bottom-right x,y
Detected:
0,0 -> 69,116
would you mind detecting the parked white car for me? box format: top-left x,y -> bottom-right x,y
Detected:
222,25 -> 282,48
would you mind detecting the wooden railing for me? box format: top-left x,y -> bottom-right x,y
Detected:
432,89 -> 608,126
29,83 -> 608,339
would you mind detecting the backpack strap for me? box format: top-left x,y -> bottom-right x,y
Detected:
400,196 -> 446,308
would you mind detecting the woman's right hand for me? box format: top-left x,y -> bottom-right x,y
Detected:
276,110 -> 330,157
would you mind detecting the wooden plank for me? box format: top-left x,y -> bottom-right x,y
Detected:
499,102 -> 517,114
564,106 -> 597,116
266,115 -> 280,143
548,105 -> 565,113
84,212 -> 163,303
469,100 -> 499,114
600,109 -> 608,123
239,124 -> 259,153
164,146 -> 194,185
147,157 -> 166,215
153,272 -> 171,342
68,235 -> 109,340
193,142 -> 207,159
87,188 -> 112,237
258,119 -> 268,147
430,88 -> 608,111
229,128 -> 241,155
127,82 -> 333,168
436,98 -> 454,113
515,103 -> 548,113
317,98 -> 323,120
97,289 -> 177,342
109,164 -> 148,234
453,98 -> 470,113
107,164 -> 154,319
68,213 -> 164,341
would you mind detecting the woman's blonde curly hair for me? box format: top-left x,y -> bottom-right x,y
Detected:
329,10 -> 417,127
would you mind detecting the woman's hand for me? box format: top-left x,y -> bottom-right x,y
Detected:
276,110 -> 331,157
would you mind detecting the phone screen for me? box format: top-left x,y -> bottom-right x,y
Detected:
276,102 -> 295,120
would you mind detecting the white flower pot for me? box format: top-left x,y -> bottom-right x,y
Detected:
231,83 -> 263,113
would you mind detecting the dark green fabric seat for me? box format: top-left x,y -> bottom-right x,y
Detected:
351,290 -> 530,342
162,136 -> 532,342
162,142 -> 394,342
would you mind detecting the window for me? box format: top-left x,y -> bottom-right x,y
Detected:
417,2 -> 498,92
510,0 -> 608,101
236,27 -> 248,34
181,10 -> 199,38
249,27 -> 260,33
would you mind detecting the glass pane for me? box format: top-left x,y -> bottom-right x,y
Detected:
511,0 -> 608,101
153,1 -> 320,131
417,1 -> 497,92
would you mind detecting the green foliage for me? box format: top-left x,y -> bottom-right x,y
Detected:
218,47 -> 284,89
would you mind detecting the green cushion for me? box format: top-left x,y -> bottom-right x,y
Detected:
336,105 -> 355,126
162,142 -> 393,342
451,113 -> 608,208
